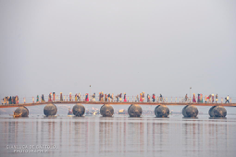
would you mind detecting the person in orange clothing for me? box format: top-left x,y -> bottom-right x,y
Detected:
205,95 -> 208,103
215,94 -> 218,103
142,92 -> 145,102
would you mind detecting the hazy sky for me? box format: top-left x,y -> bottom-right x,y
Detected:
0,0 -> 235,102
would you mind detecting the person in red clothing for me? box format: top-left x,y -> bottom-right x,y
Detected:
124,93 -> 127,102
192,93 -> 196,103
152,94 -> 155,102
85,93 -> 89,101
69,92 -> 73,101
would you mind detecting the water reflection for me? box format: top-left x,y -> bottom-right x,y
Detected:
0,116 -> 235,157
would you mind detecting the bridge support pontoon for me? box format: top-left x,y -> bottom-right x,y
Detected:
128,104 -> 142,117
73,103 -> 85,116
182,105 -> 198,118
209,106 -> 227,118
100,104 -> 114,117
44,103 -> 57,117
154,105 -> 169,118
14,106 -> 29,117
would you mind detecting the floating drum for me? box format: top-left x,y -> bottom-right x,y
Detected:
154,105 -> 169,117
14,106 -> 29,117
44,103 -> 57,116
209,106 -> 227,117
128,104 -> 142,117
182,105 -> 198,118
100,104 -> 114,117
73,103 -> 85,116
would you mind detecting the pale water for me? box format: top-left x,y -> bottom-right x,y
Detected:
0,114 -> 236,157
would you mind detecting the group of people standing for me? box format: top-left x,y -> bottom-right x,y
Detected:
1,92 -> 232,104
99,92 -> 116,102
185,94 -> 230,103
1,96 -> 19,105
135,92 -> 163,102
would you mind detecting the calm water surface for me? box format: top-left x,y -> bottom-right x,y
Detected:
0,114 -> 236,157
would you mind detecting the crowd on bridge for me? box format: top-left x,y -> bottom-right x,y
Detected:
1,96 -> 19,105
1,91 -> 232,105
185,93 -> 231,103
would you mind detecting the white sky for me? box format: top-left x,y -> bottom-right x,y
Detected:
0,0 -> 236,102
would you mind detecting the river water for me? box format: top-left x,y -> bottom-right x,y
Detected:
0,114 -> 236,157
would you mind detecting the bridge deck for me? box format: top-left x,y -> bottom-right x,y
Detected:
0,101 -> 236,108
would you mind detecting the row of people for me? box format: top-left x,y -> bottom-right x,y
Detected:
1,92 -> 232,104
1,96 -> 19,105
185,94 -> 231,103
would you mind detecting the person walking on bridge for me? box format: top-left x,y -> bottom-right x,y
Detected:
101,92 -> 104,101
16,96 -> 19,104
9,97 -> 11,104
53,92 -> 55,101
185,94 -> 188,102
78,93 -> 81,101
91,93 -> 95,101
192,93 -> 196,103
197,94 -> 200,103
108,93 -> 111,102
105,94 -> 107,102
3,97 -> 6,105
48,94 -> 52,102
204,95 -> 207,103
142,92 -> 145,102
85,93 -> 89,101
208,94 -> 212,103
75,94 -> 78,101
136,95 -> 139,102
140,93 -> 142,102
216,94 -> 218,103
225,95 -> 230,103
147,94 -> 150,102
41,94 -> 45,102
69,93 -> 72,101
60,92 -> 63,101
200,94 -> 203,103
116,95 -> 119,102
124,93 -> 127,102
160,94 -> 163,102
111,93 -> 114,102
119,93 -> 122,102
99,92 -> 101,101
152,94 -> 155,102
